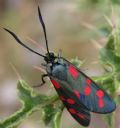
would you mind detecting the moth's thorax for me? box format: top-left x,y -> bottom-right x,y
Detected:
46,58 -> 67,80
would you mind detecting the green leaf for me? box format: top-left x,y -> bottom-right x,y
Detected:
52,101 -> 64,128
42,104 -> 57,125
70,57 -> 84,68
111,0 -> 120,4
51,110 -> 62,128
99,48 -> 115,67
42,100 -> 64,128
0,80 -> 58,128
103,113 -> 115,128
105,35 -> 114,51
114,20 -> 120,56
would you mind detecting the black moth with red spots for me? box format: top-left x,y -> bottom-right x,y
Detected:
4,6 -> 116,127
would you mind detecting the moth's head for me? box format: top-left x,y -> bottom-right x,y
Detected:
44,52 -> 56,63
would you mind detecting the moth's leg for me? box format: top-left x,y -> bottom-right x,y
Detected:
33,74 -> 48,88
40,74 -> 48,86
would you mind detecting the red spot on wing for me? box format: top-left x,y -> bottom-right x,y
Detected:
96,90 -> 104,98
69,108 -> 85,119
69,108 -> 76,114
60,96 -> 66,101
84,79 -> 92,96
74,90 -> 80,99
67,98 -> 75,104
77,113 -> 85,119
84,86 -> 91,96
98,99 -> 104,108
96,90 -> 104,108
86,79 -> 92,85
51,79 -> 61,89
68,65 -> 78,78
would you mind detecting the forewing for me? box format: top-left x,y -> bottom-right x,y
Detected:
62,58 -> 116,113
50,78 -> 90,127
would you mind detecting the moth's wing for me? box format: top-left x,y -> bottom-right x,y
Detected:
62,58 -> 116,113
50,78 -> 90,127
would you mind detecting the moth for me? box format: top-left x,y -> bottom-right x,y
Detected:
4,6 -> 116,127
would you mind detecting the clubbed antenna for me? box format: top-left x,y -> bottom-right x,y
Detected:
4,28 -> 46,58
38,6 -> 50,55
